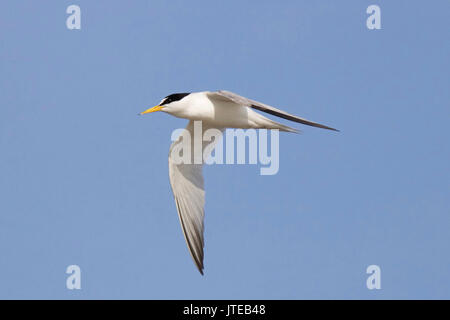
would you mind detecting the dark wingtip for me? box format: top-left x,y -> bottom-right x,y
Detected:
318,124 -> 340,132
197,264 -> 204,275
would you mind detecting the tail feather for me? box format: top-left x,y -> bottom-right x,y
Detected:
265,118 -> 299,133
253,111 -> 299,133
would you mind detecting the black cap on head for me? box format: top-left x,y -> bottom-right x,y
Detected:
160,93 -> 190,106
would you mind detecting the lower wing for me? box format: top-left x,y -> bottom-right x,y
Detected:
168,120 -> 224,275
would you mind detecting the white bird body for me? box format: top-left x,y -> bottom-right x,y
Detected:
140,90 -> 338,275
162,91 -> 296,131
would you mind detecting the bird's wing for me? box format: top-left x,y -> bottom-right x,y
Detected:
168,120 -> 224,275
207,90 -> 338,131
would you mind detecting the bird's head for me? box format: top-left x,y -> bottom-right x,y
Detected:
140,93 -> 190,116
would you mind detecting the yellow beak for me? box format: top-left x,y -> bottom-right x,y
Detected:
140,105 -> 162,115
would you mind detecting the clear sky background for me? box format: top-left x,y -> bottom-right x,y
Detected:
0,1 -> 449,299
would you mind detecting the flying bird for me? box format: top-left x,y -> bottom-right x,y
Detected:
140,90 -> 338,275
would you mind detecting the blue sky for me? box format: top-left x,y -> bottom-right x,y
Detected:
0,0 -> 449,299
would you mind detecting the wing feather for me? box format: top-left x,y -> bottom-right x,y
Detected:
168,120 -> 223,275
208,90 -> 339,131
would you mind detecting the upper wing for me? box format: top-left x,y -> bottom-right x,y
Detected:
208,90 -> 339,131
168,120 -> 224,275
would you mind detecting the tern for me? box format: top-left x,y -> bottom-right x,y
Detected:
140,90 -> 338,275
